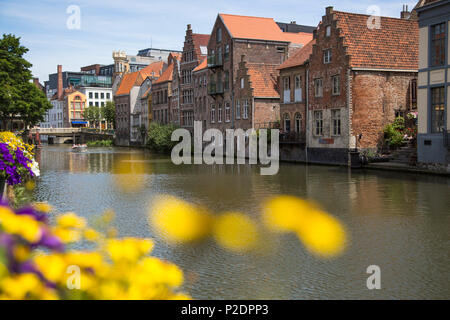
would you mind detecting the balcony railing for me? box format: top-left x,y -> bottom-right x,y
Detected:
207,54 -> 223,68
208,82 -> 224,95
279,131 -> 306,144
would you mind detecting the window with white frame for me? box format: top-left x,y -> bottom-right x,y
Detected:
295,113 -> 302,132
314,110 -> 323,136
283,76 -> 291,103
326,25 -> 331,37
315,78 -> 323,97
332,75 -> 340,95
294,75 -> 302,102
236,100 -> 241,119
218,104 -> 222,122
243,99 -> 249,119
225,103 -> 231,122
210,104 -> 215,123
331,109 -> 341,136
323,49 -> 332,64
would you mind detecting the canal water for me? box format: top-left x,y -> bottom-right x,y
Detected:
34,145 -> 449,299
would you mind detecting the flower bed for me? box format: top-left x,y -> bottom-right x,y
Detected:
0,132 -> 39,187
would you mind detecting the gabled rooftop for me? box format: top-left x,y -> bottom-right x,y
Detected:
219,13 -> 313,45
278,39 -> 315,70
331,10 -> 419,70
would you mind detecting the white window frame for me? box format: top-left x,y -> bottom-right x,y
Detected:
218,104 -> 222,123
236,100 -> 241,119
210,104 -> 215,123
315,78 -> 323,97
332,75 -> 340,95
314,110 -> 323,136
331,109 -> 341,136
323,49 -> 332,64
283,76 -> 291,103
243,99 -> 249,119
294,75 -> 302,102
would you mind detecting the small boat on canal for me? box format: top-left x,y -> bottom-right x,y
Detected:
71,144 -> 88,152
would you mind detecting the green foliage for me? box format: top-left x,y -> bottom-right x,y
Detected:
146,122 -> 179,153
86,140 -> 113,147
102,101 -> 116,128
384,117 -> 406,148
83,106 -> 101,127
0,34 -> 52,129
11,184 -> 34,209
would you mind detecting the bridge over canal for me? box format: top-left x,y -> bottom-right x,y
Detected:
30,128 -> 114,144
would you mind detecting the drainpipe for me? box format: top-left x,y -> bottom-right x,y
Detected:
252,97 -> 255,129
305,68 -> 309,164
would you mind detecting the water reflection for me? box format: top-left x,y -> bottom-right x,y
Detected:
34,145 -> 450,299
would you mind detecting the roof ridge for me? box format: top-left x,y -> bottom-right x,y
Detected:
219,13 -> 275,20
333,10 -> 417,22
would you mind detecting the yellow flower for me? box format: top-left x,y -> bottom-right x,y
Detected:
0,274 -> 43,299
262,196 -> 319,233
56,213 -> 86,229
0,207 -> 42,242
149,196 -> 212,244
52,226 -> 81,243
139,257 -> 184,288
296,210 -> 347,258
33,254 -> 67,283
106,238 -> 154,263
33,202 -> 53,213
213,212 -> 259,252
83,228 -> 100,241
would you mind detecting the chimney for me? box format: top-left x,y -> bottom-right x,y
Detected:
186,24 -> 192,36
326,6 -> 334,16
401,4 -> 411,19
57,65 -> 63,100
33,77 -> 40,86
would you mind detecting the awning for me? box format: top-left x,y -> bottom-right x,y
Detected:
72,121 -> 88,124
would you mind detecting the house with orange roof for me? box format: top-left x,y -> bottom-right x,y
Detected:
277,39 -> 315,144
151,58 -> 178,126
206,13 -> 313,133
114,60 -> 166,146
180,24 -> 210,129
277,6 -> 419,165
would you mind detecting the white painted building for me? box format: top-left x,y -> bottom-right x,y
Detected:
41,98 -> 64,128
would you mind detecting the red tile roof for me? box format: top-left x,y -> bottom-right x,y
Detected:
141,87 -> 151,99
219,13 -> 312,44
247,64 -> 279,98
139,60 -> 165,79
333,11 -> 418,70
278,39 -> 315,70
115,72 -> 141,96
193,58 -> 207,72
154,63 -> 174,84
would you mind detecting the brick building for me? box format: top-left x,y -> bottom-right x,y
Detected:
180,25 -> 210,129
193,58 -> 209,132
206,13 -> 313,134
114,61 -> 165,146
304,7 -> 418,164
278,39 -> 315,142
151,53 -> 181,125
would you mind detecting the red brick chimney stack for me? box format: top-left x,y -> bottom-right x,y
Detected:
57,65 -> 63,100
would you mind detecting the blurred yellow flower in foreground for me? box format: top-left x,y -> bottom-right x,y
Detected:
106,238 -> 154,263
149,196 -> 212,244
262,195 -> 347,258
262,196 -> 318,232
33,202 -> 53,213
0,207 -> 41,242
56,212 -> 86,229
296,210 -> 347,258
112,155 -> 148,193
213,212 -> 259,253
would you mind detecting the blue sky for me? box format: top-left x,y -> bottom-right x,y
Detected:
0,0 -> 418,83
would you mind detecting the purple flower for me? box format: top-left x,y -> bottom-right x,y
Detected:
33,228 -> 64,252
16,206 -> 48,223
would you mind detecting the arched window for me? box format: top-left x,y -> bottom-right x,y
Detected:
295,113 -> 302,133
284,113 -> 291,132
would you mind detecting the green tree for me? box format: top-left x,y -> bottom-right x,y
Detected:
146,122 -> 179,153
102,101 -> 116,129
83,106 -> 101,128
0,34 -> 52,130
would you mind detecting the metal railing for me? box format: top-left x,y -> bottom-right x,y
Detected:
279,131 -> 306,144
31,128 -> 81,134
207,54 -> 223,68
208,82 -> 224,95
